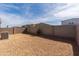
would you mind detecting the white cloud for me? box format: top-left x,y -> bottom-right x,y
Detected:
54,3 -> 79,20
1,3 -> 79,27
24,3 -> 66,25
0,13 -> 27,28
34,3 -> 79,25
0,3 -> 66,27
0,4 -> 34,27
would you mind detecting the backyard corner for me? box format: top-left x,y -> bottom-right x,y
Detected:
0,34 -> 76,56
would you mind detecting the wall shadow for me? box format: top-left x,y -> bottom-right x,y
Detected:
23,32 -> 79,56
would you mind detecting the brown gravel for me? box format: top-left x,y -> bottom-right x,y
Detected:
0,34 -> 77,56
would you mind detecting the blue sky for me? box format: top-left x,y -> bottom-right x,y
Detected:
0,3 -> 79,27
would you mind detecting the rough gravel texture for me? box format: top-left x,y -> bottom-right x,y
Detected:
0,34 -> 78,56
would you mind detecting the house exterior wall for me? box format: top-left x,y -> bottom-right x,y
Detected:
62,18 -> 79,25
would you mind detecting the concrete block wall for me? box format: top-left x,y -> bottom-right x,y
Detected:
0,27 -> 26,34
0,24 -> 76,39
0,28 -> 13,34
13,27 -> 26,34
37,24 -> 54,36
26,23 -> 54,35
53,25 -> 76,38
27,24 -> 39,34
76,25 -> 79,46
26,24 -> 76,38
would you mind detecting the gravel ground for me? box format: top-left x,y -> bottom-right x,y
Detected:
0,34 -> 77,56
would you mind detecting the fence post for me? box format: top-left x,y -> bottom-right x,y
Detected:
13,27 -> 14,34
